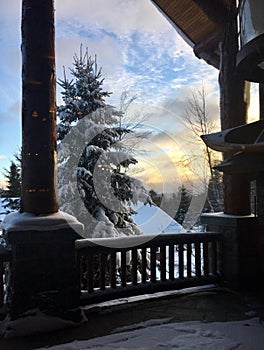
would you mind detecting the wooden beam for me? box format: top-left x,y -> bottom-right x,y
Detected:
194,30 -> 223,56
196,51 -> 220,69
193,0 -> 228,26
214,152 -> 264,176
21,0 -> 58,214
218,3 -> 251,215
194,29 -> 223,68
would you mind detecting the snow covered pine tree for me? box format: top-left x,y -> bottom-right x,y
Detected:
57,46 -> 149,239
2,160 -> 21,212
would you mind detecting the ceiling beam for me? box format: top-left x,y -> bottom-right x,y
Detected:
193,29 -> 223,69
192,0 -> 228,25
195,51 -> 220,69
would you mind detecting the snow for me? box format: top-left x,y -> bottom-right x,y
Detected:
1,210 -> 83,233
83,285 -> 218,311
0,309 -> 87,338
201,212 -> 255,219
34,317 -> 264,350
0,198 -> 18,235
0,198 -> 7,225
132,202 -> 185,234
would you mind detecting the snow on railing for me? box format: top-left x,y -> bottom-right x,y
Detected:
75,232 -> 222,304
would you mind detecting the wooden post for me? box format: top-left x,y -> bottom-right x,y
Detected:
218,3 -> 251,215
21,0 -> 58,214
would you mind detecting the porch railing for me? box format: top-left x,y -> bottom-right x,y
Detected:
0,245 -> 11,309
76,232 -> 222,305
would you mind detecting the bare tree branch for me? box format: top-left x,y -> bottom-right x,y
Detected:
182,86 -> 223,212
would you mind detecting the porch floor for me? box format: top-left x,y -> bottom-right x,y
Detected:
0,285 -> 263,350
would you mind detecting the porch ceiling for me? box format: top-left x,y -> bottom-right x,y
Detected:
151,0 -> 230,69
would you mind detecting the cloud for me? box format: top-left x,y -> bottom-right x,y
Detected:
0,0 -> 220,193
55,0 -> 174,35
0,179 -> 7,189
54,0 -> 205,106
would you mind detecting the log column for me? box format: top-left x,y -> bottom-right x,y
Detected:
218,4 -> 251,215
1,1 -> 85,331
21,0 -> 58,214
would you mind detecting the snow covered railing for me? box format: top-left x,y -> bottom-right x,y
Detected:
0,245 -> 11,309
75,232 -> 222,304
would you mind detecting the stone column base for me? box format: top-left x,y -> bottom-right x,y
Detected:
1,211 -> 86,336
201,213 -> 260,291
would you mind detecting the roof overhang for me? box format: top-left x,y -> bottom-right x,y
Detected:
151,0 -> 229,69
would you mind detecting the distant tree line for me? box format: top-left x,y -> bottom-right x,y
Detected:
149,176 -> 224,228
149,185 -> 192,225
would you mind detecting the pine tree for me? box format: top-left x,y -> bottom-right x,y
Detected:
149,189 -> 162,207
174,185 -> 192,225
57,47 -> 148,238
2,160 -> 21,212
57,47 -> 111,141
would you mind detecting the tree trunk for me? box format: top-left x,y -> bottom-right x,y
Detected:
21,0 -> 58,214
218,3 -> 251,215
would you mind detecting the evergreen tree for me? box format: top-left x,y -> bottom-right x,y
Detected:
57,47 -> 149,238
149,189 -> 162,207
57,47 -> 111,141
0,187 -> 4,197
2,160 -> 21,212
174,185 -> 192,225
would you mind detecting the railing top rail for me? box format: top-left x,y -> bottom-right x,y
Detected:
76,231 -> 222,251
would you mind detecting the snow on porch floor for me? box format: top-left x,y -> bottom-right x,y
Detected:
0,285 -> 263,349
34,318 -> 264,350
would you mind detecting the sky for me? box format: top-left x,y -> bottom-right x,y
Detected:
0,0 -> 260,194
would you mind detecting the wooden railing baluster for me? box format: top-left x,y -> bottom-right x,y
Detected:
121,251 -> 127,287
87,254 -> 94,293
203,242 -> 209,277
110,252 -> 116,288
141,248 -> 147,283
150,246 -> 156,283
99,253 -> 106,290
169,243 -> 174,280
131,248 -> 138,285
195,242 -> 201,277
211,241 -> 218,275
178,243 -> 184,279
75,232 -> 222,304
187,243 -> 192,277
160,244 -> 166,282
